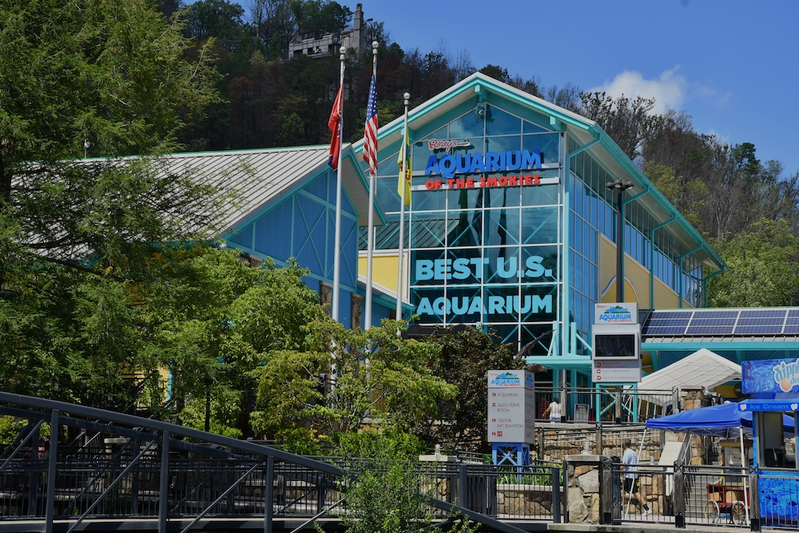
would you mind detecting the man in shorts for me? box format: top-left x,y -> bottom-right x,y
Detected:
622,438 -> 651,516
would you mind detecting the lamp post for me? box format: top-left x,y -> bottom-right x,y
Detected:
606,179 -> 634,302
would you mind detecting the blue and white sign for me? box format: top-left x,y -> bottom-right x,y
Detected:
594,303 -> 638,324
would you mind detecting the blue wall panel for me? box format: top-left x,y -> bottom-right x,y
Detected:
305,171 -> 328,200
370,302 -> 392,328
229,224 -> 253,249
341,218 -> 358,287
226,167 -> 366,328
254,199 -> 292,262
293,196 -> 326,276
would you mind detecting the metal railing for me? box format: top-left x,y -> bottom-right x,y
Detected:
5,392 -> 799,532
0,392 -> 555,533
534,386 -> 680,424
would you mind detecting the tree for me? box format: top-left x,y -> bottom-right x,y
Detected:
579,92 -> 657,160
251,320 -> 456,447
644,161 -> 707,228
479,64 -> 512,85
708,219 -> 799,307
415,327 -> 523,453
334,431 -> 480,533
0,0 -> 221,268
150,254 -> 327,436
290,0 -> 350,40
0,0 -> 226,414
183,0 -> 246,51
544,82 -> 581,112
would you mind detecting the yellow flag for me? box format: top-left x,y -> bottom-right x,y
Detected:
397,124 -> 411,206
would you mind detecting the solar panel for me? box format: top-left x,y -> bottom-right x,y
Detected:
641,311 -> 691,335
741,309 -> 788,318
641,308 -> 799,337
736,326 -> 783,334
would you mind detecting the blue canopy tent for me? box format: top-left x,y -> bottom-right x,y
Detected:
646,402 -> 753,438
645,402 -> 756,524
646,401 -> 795,438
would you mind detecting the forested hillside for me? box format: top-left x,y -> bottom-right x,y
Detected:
165,0 -> 799,308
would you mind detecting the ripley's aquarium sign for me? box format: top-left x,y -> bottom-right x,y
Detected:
424,148 -> 542,178
742,358 -> 799,395
421,147 -> 555,191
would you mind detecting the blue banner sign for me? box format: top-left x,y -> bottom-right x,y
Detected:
742,358 -> 799,395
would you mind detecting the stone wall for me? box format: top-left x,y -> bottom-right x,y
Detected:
564,455 -> 601,523
497,484 -> 556,518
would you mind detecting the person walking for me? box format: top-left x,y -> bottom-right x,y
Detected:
542,397 -> 561,422
621,438 -> 651,516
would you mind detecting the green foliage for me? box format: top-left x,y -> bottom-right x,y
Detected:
0,0 -> 219,171
290,0 -> 351,39
415,326 -> 522,453
333,432 -> 480,533
334,429 -> 425,460
0,416 -> 25,447
183,0 -> 246,50
709,219 -> 799,307
251,320 -> 456,447
644,161 -> 707,228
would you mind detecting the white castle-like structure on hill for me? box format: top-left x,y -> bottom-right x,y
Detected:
287,3 -> 367,60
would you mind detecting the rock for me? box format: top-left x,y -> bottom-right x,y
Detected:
568,487 -> 589,522
578,468 -> 599,493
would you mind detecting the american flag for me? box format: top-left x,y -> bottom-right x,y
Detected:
363,75 -> 378,175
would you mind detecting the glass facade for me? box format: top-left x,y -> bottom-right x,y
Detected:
360,100 -> 706,354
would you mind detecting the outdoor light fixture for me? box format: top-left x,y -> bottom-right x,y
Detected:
606,179 -> 634,302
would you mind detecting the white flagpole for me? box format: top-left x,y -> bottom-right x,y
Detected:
364,42 -> 378,330
395,93 -> 410,319
332,47 -> 345,322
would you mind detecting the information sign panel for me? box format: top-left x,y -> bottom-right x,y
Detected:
592,359 -> 641,383
487,370 -> 535,444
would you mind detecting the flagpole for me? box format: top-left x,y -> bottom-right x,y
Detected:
396,93 -> 410,319
332,47 -> 345,322
364,41 -> 378,330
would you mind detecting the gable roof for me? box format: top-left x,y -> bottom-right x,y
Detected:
153,144 -> 376,235
351,72 -> 724,271
638,348 -> 741,406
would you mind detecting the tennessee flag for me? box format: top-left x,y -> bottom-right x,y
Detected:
328,86 -> 343,170
397,123 -> 411,206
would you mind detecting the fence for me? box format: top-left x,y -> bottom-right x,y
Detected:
535,386 -> 682,425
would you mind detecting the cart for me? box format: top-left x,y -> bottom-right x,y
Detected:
705,483 -> 750,525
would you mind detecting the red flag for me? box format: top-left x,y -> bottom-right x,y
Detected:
328,86 -> 343,170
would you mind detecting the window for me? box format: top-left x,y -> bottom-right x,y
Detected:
351,294 -> 363,330
320,282 -> 332,307
756,411 -> 798,470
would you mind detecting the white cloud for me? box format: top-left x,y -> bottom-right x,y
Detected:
705,129 -> 730,145
588,67 -> 687,114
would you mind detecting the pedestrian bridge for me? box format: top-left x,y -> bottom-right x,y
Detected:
0,392 -> 548,533
3,392 -> 794,533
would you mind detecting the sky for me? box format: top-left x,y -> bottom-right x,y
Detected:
362,0 -> 799,176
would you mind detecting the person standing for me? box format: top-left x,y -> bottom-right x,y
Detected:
621,438 -> 651,516
543,397 -> 561,422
